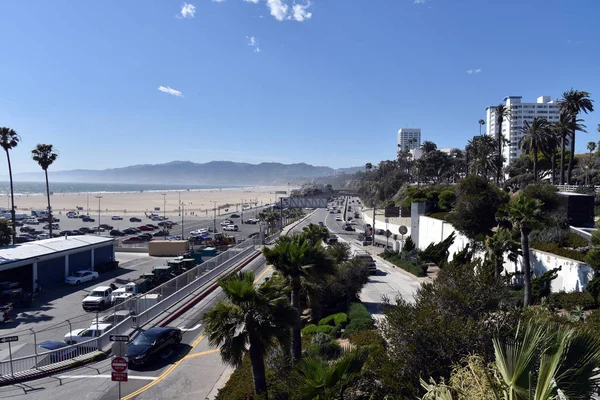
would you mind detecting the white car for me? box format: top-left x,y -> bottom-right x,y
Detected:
25,218 -> 40,225
64,323 -> 113,345
111,215 -> 123,220
67,212 -> 78,218
65,270 -> 99,285
335,216 -> 342,221
224,224 -> 239,232
220,220 -> 233,227
37,233 -> 49,240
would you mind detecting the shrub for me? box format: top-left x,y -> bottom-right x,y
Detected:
428,211 -> 449,221
565,232 -> 589,248
344,318 -> 375,335
380,251 -> 426,277
302,324 -> 334,336
419,232 -> 456,267
318,312 -> 348,327
438,190 -> 456,211
348,329 -> 386,348
530,242 -> 587,262
306,333 -> 341,360
215,355 -> 254,400
348,302 -> 371,320
531,267 -> 560,304
549,291 -> 596,311
529,227 -> 568,245
521,182 -> 560,212
403,236 -> 416,252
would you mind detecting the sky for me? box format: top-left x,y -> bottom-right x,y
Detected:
0,0 -> 599,173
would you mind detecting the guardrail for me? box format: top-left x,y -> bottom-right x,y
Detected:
555,184 -> 600,193
0,239 -> 259,380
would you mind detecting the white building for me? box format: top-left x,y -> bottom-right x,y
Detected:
398,128 -> 421,152
486,96 -> 559,166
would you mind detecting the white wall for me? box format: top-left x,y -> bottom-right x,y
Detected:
361,208 -> 411,238
417,215 -> 593,293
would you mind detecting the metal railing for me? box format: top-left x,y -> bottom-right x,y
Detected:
555,184 -> 600,193
0,239 -> 259,379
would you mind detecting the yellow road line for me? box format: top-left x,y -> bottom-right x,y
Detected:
254,266 -> 272,284
183,348 -> 220,359
190,334 -> 205,348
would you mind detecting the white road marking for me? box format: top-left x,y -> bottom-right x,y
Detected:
58,374 -> 157,381
178,323 -> 202,332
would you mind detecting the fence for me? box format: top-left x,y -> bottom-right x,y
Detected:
555,184 -> 600,193
0,239 -> 259,379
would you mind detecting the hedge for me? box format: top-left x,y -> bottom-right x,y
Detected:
380,253 -> 426,277
348,303 -> 371,320
318,313 -> 348,327
302,324 -> 334,336
344,303 -> 374,336
530,242 -> 587,262
347,329 -> 386,348
549,291 -> 596,311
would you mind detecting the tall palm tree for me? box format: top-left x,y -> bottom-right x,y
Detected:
478,118 -> 486,135
421,140 -> 438,153
0,220 -> 13,246
495,104 -> 511,186
539,128 -> 560,185
485,228 -> 520,281
263,235 -> 335,363
519,117 -> 551,181
558,89 -> 595,185
504,195 -> 544,306
202,272 -> 296,398
552,112 -> 586,185
588,141 -> 596,163
0,127 -> 20,244
31,144 -> 58,238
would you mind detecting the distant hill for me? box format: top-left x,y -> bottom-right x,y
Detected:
12,161 -> 362,186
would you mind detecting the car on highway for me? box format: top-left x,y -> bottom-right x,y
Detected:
123,236 -> 144,243
111,215 -> 123,220
99,224 -> 114,230
318,222 -> 324,226
127,327 -> 182,367
129,217 -> 142,222
153,230 -> 170,237
37,341 -> 77,365
335,216 -> 342,221
337,210 -> 341,213
110,229 -> 125,236
82,216 -> 95,222
65,270 -> 99,285
343,225 -> 355,231
138,225 -> 153,231
64,323 -> 114,345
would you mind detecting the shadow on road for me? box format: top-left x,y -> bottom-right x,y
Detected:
128,343 -> 193,372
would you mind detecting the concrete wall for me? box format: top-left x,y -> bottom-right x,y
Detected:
415,213 -> 593,293
361,208 -> 411,239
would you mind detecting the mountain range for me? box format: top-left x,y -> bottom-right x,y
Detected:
11,161 -> 362,185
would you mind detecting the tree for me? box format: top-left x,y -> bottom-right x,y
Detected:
421,141 -> 438,153
202,272 -> 296,398
538,128 -> 560,184
31,144 -> 58,238
263,235 -> 335,363
519,117 -> 550,181
552,111 -> 586,185
302,223 -> 329,245
365,162 -> 372,172
502,195 -> 545,306
495,104 -> 511,186
466,135 -> 497,180
588,141 -> 597,163
0,127 -> 20,244
415,150 -> 453,184
0,219 -> 13,246
478,119 -> 485,136
485,229 -> 519,281
558,89 -> 594,185
325,242 -> 350,264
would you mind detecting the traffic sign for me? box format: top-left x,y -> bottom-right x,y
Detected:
112,372 -> 128,382
110,335 -> 129,342
0,336 -> 18,343
111,356 -> 128,382
385,218 -> 389,224
399,225 -> 408,235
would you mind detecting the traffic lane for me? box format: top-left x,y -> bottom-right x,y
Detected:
0,257 -> 270,400
288,209 -> 328,235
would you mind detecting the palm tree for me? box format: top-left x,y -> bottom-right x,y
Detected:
552,112 -> 586,185
421,140 -> 437,153
0,127 -> 20,244
504,195 -> 545,306
588,141 -> 596,163
478,119 -> 486,135
558,89 -> 595,185
31,144 -> 58,238
202,271 -> 296,398
519,117 -> 550,181
466,135 -> 496,180
296,350 -> 367,400
263,235 -> 335,363
495,104 -> 511,186
0,219 -> 12,246
302,223 -> 329,245
485,228 -> 519,281
539,129 -> 560,185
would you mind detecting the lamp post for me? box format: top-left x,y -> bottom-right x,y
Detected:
161,193 -> 167,232
180,201 -> 184,239
178,192 -> 181,216
94,196 -> 102,235
212,201 -> 217,233
87,193 -> 90,215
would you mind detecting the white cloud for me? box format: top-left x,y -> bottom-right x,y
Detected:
266,0 -> 288,21
414,0 -> 426,3
466,70 -> 473,75
254,47 -> 261,53
475,68 -> 482,73
180,2 -> 196,18
246,36 -> 261,53
466,69 -> 482,75
158,86 -> 184,97
290,1 -> 312,22
212,0 -> 225,2
243,0 -> 260,3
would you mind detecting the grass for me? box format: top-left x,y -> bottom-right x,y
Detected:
380,252 -> 426,277
530,242 -> 587,262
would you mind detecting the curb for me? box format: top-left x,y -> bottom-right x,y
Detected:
281,209 -> 318,236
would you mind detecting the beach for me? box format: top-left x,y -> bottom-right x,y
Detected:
7,186 -> 290,218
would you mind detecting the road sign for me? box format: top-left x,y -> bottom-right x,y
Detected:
110,335 -> 129,342
111,356 -> 128,382
399,225 -> 408,235
384,207 -> 400,218
385,218 -> 389,224
0,336 -> 18,343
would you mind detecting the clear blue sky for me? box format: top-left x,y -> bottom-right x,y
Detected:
0,0 -> 599,173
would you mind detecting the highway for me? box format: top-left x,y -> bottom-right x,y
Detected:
0,199 -> 421,399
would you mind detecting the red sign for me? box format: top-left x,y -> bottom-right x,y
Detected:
111,356 -> 128,382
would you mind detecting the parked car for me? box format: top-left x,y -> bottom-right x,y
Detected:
24,218 -> 40,225
65,270 -> 99,285
138,225 -> 153,231
123,236 -> 144,243
230,214 -> 240,218
137,233 -> 152,241
82,216 -> 95,222
15,235 -> 35,243
127,327 -> 182,367
21,226 -> 35,233
111,215 -> 123,220
153,231 -> 169,237
64,323 -> 114,345
145,224 -> 159,229
122,228 -> 138,235
110,229 -> 125,237
223,224 -> 239,232
79,227 -> 91,233
99,224 -> 113,230
37,341 -> 77,365
220,220 -> 234,227
82,286 -> 114,311
129,217 -> 141,222
67,212 -> 78,218
158,221 -> 174,227
375,229 -> 386,235
37,233 -> 49,240
43,223 -> 60,230
68,230 -> 83,235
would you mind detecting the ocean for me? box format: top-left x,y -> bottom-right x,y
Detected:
0,181 -> 241,196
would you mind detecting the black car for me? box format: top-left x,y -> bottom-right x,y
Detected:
122,228 -> 138,235
82,216 -> 95,222
344,225 -> 355,231
20,226 -> 35,233
158,221 -> 174,227
79,227 -> 91,233
230,214 -> 240,218
137,233 -> 152,241
127,327 -> 182,366
130,217 -> 142,223
15,235 -> 35,243
110,229 -> 125,237
68,230 -> 83,235
145,224 -> 159,229
99,224 -> 114,230
153,230 -> 169,237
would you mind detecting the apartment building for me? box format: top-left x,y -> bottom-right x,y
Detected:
397,128 -> 421,152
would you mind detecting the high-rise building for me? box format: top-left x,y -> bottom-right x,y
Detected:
486,96 -> 560,166
398,128 -> 421,152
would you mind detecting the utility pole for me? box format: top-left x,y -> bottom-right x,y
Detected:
181,202 -> 184,239
178,192 -> 181,216
95,195 -> 102,235
161,193 -> 166,232
87,193 -> 90,215
280,198 -> 283,229
212,201 -> 217,233
241,199 -> 244,224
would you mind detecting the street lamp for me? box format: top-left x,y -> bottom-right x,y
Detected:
178,192 -> 181,216
212,201 -> 217,233
180,201 -> 185,239
161,193 -> 167,232
94,196 -> 102,235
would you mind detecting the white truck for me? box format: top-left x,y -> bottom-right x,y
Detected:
64,323 -> 113,345
82,286 -> 114,312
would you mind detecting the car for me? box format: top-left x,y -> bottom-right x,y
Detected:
375,229 -> 386,235
65,270 -> 99,285
111,215 -> 123,220
43,223 -> 60,230
220,220 -> 233,226
318,222 -> 324,226
329,210 -> 335,214
123,236 -> 144,243
137,233 -> 152,241
89,226 -> 104,233
82,286 -> 114,311
24,218 -> 40,225
78,214 -> 87,219
79,227 -> 91,233
15,235 -> 35,243
66,212 -> 78,219
158,221 -> 174,227
122,227 -> 138,235
82,216 -> 95,222
110,229 -> 125,236
64,323 -> 114,345
145,224 -> 159,229
230,214 -> 240,218
99,224 -> 113,230
335,216 -> 342,221
20,226 -> 35,233
138,225 -> 153,231
223,224 -> 239,231
153,230 -> 169,237
325,234 -> 338,244
68,230 -> 83,236
37,233 -> 49,240
37,341 -> 77,365
344,225 -> 355,232
59,230 -> 70,236
337,210 -> 341,214
129,217 -> 142,222
127,327 -> 182,366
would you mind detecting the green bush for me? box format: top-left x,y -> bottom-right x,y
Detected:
344,318 -> 375,336
215,355 -> 254,400
549,291 -> 596,311
530,242 -> 587,262
428,211 -> 449,221
565,232 -> 589,248
585,309 -> 600,330
348,329 -> 386,348
318,312 -> 348,327
348,302 -> 372,321
380,251 -> 426,277
403,236 -> 416,252
302,324 -> 334,336
438,190 -> 456,211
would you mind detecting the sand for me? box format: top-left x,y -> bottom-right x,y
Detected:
8,186 -> 290,218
